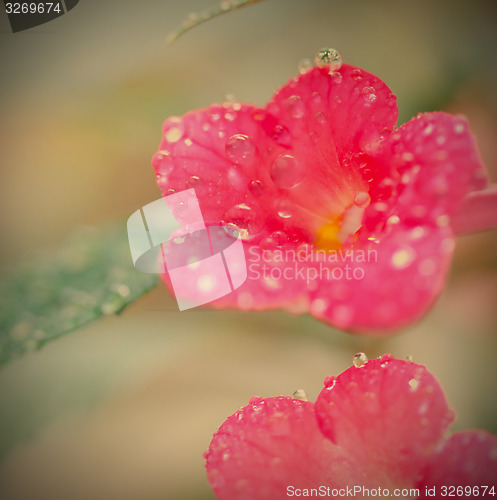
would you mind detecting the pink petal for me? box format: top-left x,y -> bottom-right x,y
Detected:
418,431 -> 497,496
308,223 -> 455,332
372,112 -> 488,227
314,356 -> 455,486
452,184 -> 497,235
205,396 -> 338,500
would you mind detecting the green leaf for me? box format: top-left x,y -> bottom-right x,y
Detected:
167,0 -> 268,44
0,223 -> 158,368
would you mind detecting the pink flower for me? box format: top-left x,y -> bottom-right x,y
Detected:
204,355 -> 497,499
153,60 -> 495,333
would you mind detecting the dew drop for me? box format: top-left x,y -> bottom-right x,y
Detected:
271,124 -> 292,147
351,69 -> 362,81
310,298 -> 328,315
164,126 -> 184,143
261,230 -> 288,249
423,123 -> 434,135
314,48 -> 342,71
324,375 -> 337,389
454,121 -> 466,134
225,134 -> 256,166
249,395 -> 264,405
311,91 -> 322,104
298,58 -> 313,74
361,86 -> 376,103
406,355 -> 414,362
187,175 -> 203,189
223,93 -> 236,104
286,95 -> 305,118
292,389 -> 308,401
354,191 -> 371,208
222,203 -> 263,239
408,378 -> 420,392
330,71 -> 343,84
353,352 -> 368,367
315,111 -> 326,124
248,179 -> 264,196
270,154 -> 304,189
391,247 -> 415,269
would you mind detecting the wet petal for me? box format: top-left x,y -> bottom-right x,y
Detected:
309,223 -> 455,332
418,431 -> 497,495
452,184 -> 497,235
314,357 -> 455,486
205,396 -> 337,500
373,112 -> 488,227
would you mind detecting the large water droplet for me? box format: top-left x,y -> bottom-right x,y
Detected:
225,134 -> 255,166
222,203 -> 263,239
286,95 -> 305,118
292,389 -> 308,401
298,58 -> 312,74
361,86 -> 376,104
354,191 -> 371,208
353,352 -> 368,367
314,47 -> 342,72
271,124 -> 292,147
270,154 -> 304,189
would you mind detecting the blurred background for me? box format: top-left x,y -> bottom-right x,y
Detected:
0,0 -> 497,498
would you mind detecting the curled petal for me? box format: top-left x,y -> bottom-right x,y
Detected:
452,184 -> 497,235
205,396 -> 337,500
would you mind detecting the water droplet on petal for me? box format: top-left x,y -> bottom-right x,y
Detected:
315,111 -> 326,124
391,247 -> 416,269
298,58 -> 313,74
351,69 -> 362,81
225,134 -> 256,166
223,93 -> 236,104
249,395 -> 264,405
292,389 -> 308,401
186,175 -> 203,189
408,378 -> 420,392
354,191 -> 371,208
286,95 -> 305,118
270,154 -> 304,189
324,375 -> 337,389
271,124 -> 292,147
361,86 -> 376,104
223,203 -> 263,239
248,180 -> 264,196
353,352 -> 368,367
165,126 -> 184,143
314,47 -> 342,71
330,71 -> 343,84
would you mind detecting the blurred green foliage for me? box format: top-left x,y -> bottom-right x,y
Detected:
0,224 -> 158,368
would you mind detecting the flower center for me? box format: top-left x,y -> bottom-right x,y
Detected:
314,191 -> 371,251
